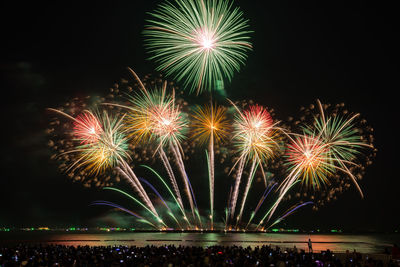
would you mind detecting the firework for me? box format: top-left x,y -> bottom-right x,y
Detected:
303,100 -> 372,197
285,134 -> 335,189
268,201 -> 314,229
48,109 -> 130,175
47,97 -> 123,188
229,104 -> 281,224
144,0 -> 252,94
101,187 -> 168,228
191,103 -> 229,229
125,82 -> 187,148
73,111 -> 103,144
265,100 -> 374,223
255,180 -> 301,231
76,112 -> 129,175
191,104 -> 229,145
48,71 -> 375,231
141,165 -> 192,228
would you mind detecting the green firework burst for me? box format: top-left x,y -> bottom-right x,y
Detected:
143,0 -> 252,94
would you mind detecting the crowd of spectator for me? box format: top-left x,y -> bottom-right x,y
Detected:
0,243 -> 396,266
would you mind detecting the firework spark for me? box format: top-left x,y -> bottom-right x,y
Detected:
144,0 -> 252,94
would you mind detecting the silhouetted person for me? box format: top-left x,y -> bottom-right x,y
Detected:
308,238 -> 313,253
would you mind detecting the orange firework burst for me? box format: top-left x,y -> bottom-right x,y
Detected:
191,104 -> 229,145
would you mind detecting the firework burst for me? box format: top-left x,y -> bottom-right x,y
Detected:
76,111 -> 130,175
233,105 -> 279,163
191,104 -> 229,145
144,0 -> 252,94
263,100 -> 375,224
297,100 -> 375,198
285,134 -> 334,190
125,83 -> 187,149
73,111 -> 103,144
47,97 -> 119,188
48,109 -> 129,175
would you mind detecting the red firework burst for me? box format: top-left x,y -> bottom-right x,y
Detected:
73,111 -> 103,144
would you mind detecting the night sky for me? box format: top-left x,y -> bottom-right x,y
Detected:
1,1 -> 397,231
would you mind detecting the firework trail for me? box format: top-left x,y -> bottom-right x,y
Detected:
102,187 -> 167,227
170,142 -> 201,226
235,160 -> 258,228
158,147 -> 185,212
192,103 -> 228,229
144,0 -> 252,94
116,160 -> 159,217
141,165 -> 192,228
268,201 -> 314,229
245,182 -> 277,229
229,156 -> 245,220
255,180 -> 301,231
139,178 -> 183,228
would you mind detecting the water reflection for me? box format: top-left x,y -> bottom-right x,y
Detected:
1,232 -> 398,253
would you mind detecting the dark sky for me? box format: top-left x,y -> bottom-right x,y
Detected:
0,1 -> 398,231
